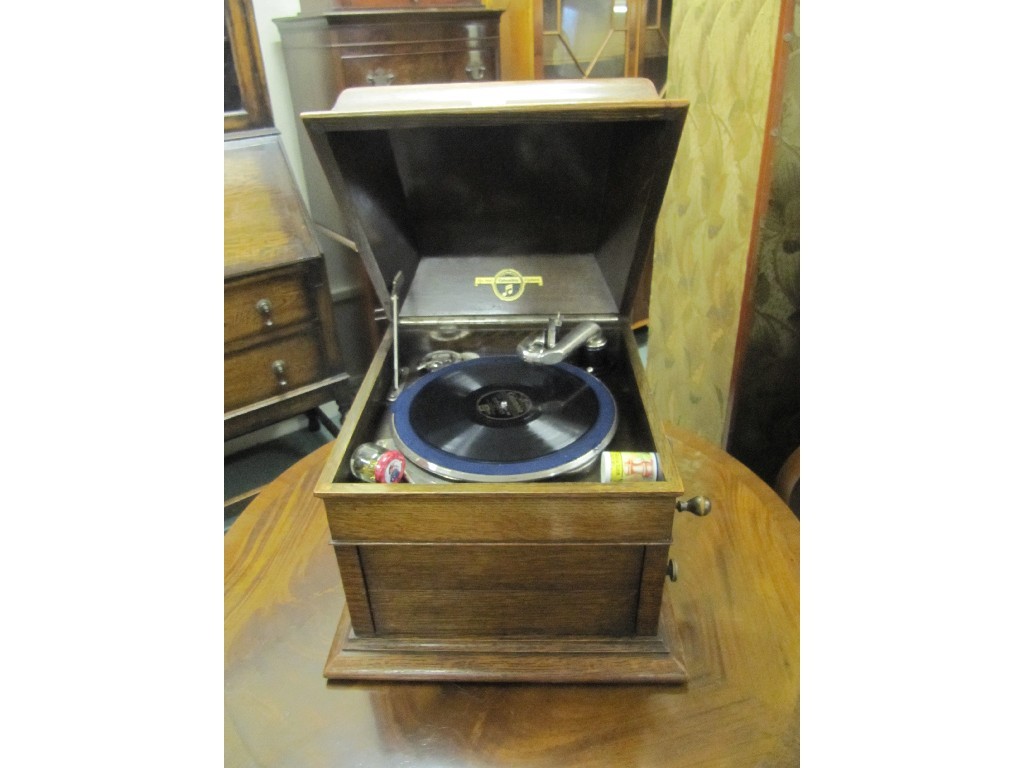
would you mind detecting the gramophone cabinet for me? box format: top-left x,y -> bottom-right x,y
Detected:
305,79 -> 697,682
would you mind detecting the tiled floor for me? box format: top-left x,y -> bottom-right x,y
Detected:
224,329 -> 648,532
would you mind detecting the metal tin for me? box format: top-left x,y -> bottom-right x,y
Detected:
600,451 -> 659,483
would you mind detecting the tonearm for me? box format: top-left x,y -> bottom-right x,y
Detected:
517,313 -> 607,365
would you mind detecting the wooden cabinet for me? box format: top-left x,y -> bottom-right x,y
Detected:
276,9 -> 503,92
538,0 -> 672,93
274,7 -> 503,369
224,129 -> 351,440
297,1 -> 486,15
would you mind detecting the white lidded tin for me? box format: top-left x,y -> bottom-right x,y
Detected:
600,451 -> 660,483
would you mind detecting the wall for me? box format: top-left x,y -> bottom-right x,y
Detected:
251,0 -> 305,204
646,0 -> 784,445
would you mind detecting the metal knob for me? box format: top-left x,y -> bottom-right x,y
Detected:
272,359 -> 288,388
255,298 -> 273,327
666,559 -> 679,582
676,495 -> 712,516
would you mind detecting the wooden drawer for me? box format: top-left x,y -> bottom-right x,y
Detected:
303,1 -> 479,11
355,544 -> 645,637
225,332 -> 324,411
279,11 -> 503,52
327,19 -> 500,48
341,48 -> 496,87
225,270 -> 315,344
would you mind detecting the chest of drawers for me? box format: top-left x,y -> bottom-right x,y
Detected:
224,129 -> 350,440
276,8 -> 503,92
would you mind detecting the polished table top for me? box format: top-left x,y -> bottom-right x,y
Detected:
225,422 -> 800,767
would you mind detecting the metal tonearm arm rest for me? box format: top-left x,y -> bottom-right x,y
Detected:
518,315 -> 606,365
386,271 -> 404,401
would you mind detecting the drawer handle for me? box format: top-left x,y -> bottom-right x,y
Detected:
272,359 -> 288,388
366,68 -> 395,86
255,298 -> 274,327
466,62 -> 487,80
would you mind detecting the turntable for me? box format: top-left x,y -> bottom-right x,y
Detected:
304,79 -> 710,682
391,354 -> 618,482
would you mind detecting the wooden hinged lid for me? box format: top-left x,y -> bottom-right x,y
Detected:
301,79 -> 688,322
224,129 -> 320,279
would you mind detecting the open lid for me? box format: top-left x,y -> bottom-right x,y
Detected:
302,79 -> 687,322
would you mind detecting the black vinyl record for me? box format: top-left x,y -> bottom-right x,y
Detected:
390,356 -> 617,482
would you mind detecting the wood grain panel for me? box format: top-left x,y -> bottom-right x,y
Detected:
325,495 -> 675,544
359,544 -> 643,591
369,588 -> 638,636
482,0 -> 533,80
334,546 -> 375,635
224,134 -> 319,277
635,544 -> 669,635
360,545 -> 645,637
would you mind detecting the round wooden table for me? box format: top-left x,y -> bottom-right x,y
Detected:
225,422 -> 799,767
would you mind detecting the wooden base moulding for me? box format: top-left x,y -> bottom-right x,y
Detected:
324,598 -> 687,683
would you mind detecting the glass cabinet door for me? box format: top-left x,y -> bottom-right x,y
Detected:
540,0 -> 672,94
640,0 -> 672,93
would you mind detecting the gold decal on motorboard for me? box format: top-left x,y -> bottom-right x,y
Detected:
474,268 -> 543,302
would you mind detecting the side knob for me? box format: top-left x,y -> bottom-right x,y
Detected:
666,559 -> 679,582
676,495 -> 712,516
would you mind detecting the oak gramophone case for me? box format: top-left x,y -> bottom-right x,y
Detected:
305,79 -> 699,682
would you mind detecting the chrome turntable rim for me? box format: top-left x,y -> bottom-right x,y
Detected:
389,355 -> 617,483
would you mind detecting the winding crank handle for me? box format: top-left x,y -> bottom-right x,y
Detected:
676,496 -> 712,516
666,497 -> 711,583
